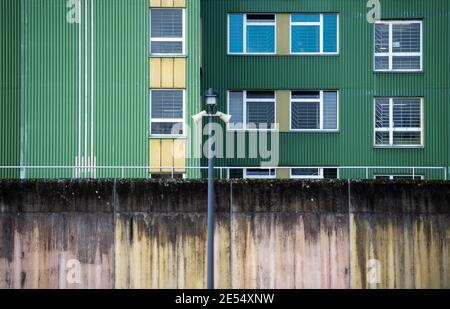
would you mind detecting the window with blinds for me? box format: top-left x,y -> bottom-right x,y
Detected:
228,91 -> 276,130
150,9 -> 184,55
150,90 -> 184,135
228,14 -> 276,54
291,13 -> 338,54
374,21 -> 422,71
374,97 -> 422,147
291,168 -> 339,179
291,91 -> 338,131
228,169 -> 276,179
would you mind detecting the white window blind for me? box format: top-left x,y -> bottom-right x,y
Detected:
374,21 -> 422,71
228,91 -> 276,130
150,9 -> 185,55
375,97 -> 422,146
291,91 -> 338,131
150,90 -> 184,136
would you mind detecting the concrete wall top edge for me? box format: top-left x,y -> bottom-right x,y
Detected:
1,180 -> 449,214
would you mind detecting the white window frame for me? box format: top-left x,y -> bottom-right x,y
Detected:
227,90 -> 277,132
150,8 -> 186,56
373,97 -> 423,148
373,20 -> 423,72
290,167 -> 340,179
244,168 -> 276,179
374,175 -> 424,180
150,89 -> 186,137
290,90 -> 339,132
227,14 -> 277,55
290,14 -> 339,55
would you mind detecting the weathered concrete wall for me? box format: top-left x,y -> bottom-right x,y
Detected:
0,180 -> 449,289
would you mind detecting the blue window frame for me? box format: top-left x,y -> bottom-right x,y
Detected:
291,13 -> 338,54
228,14 -> 276,54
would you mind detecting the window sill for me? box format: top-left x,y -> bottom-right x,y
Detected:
149,135 -> 187,139
228,53 -> 276,56
290,130 -> 340,133
373,145 -> 424,149
149,54 -> 187,58
374,70 -> 423,74
227,53 -> 339,57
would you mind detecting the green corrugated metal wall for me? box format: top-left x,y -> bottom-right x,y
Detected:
0,0 -> 21,179
1,0 -> 201,179
187,0 -> 202,179
18,0 -> 148,178
1,0 -> 449,179
201,0 -> 450,179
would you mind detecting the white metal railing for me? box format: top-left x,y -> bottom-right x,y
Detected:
0,166 -> 447,180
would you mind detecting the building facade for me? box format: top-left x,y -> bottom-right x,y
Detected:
1,0 -> 450,180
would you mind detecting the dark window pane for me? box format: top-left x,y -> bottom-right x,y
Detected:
229,169 -> 244,179
292,168 -> 320,177
247,14 -> 275,22
292,102 -> 320,130
247,91 -> 275,99
323,168 -> 338,179
246,169 -> 275,177
151,41 -> 183,54
291,91 -> 320,99
151,122 -> 183,135
375,176 -> 391,180
151,173 -> 183,179
247,102 -> 275,129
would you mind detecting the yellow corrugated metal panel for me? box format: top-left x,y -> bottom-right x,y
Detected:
149,58 -> 162,88
173,0 -> 186,8
276,14 -> 290,55
173,58 -> 186,88
149,139 -> 162,173
149,139 -> 186,174
276,90 -> 290,132
161,0 -> 174,8
161,58 -> 174,88
276,168 -> 290,179
161,139 -> 174,173
149,0 -> 161,7
149,0 -> 185,8
173,139 -> 186,172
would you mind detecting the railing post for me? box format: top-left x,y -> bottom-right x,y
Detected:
413,168 -> 415,179
366,167 -> 369,179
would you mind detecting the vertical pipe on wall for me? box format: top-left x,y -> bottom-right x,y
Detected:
78,0 -> 82,168
91,0 -> 94,163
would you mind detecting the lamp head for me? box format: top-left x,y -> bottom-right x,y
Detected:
204,88 -> 219,108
